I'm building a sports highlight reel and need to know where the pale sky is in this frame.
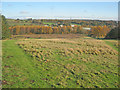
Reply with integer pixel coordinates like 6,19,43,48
1,0,120,2
1,0,119,20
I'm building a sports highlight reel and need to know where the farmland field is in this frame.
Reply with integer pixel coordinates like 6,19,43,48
7,19,55,26
2,34,119,88
7,20,39,26
42,22,55,25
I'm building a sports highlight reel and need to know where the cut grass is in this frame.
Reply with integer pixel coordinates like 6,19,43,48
2,40,51,88
104,40,119,52
42,22,55,25
2,37,119,88
7,22,40,26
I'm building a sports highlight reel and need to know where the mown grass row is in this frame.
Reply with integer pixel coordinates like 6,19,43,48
14,38,119,88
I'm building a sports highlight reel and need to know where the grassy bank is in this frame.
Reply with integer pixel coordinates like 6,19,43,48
2,40,51,88
2,36,119,88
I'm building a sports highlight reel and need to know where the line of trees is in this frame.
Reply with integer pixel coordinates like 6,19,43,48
1,15,111,39
9,25,111,38
15,19,117,28
2,15,11,39
9,25,86,35
89,25,110,38
105,26,120,39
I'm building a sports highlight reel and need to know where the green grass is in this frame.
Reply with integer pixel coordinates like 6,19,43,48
43,22,55,25
70,23,81,26
7,20,55,26
2,40,51,88
2,37,119,88
8,22,41,26
104,40,119,52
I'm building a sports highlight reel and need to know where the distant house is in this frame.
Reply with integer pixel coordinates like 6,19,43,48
71,25,75,27
44,24,48,26
82,27,91,30
60,25,63,27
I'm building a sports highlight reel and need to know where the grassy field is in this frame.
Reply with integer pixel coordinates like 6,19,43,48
2,35,119,88
11,34,85,39
43,22,55,25
7,20,37,26
104,40,119,52
7,19,55,26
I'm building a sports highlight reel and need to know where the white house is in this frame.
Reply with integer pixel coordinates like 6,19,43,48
44,24,48,26
82,27,91,30
60,25,63,27
71,25,75,27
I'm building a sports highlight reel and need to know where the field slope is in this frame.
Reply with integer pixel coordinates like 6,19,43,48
2,40,51,88
2,36,119,88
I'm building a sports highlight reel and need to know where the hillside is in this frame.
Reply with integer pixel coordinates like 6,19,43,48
105,27,120,39
2,35,119,88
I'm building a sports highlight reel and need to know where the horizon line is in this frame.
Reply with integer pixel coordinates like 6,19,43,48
6,17,118,21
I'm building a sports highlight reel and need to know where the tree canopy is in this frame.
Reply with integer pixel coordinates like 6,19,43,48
2,15,11,39
105,27,120,39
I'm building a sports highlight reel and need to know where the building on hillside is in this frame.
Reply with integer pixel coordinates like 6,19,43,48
44,24,48,26
82,27,91,30
60,25,63,27
71,25,75,27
